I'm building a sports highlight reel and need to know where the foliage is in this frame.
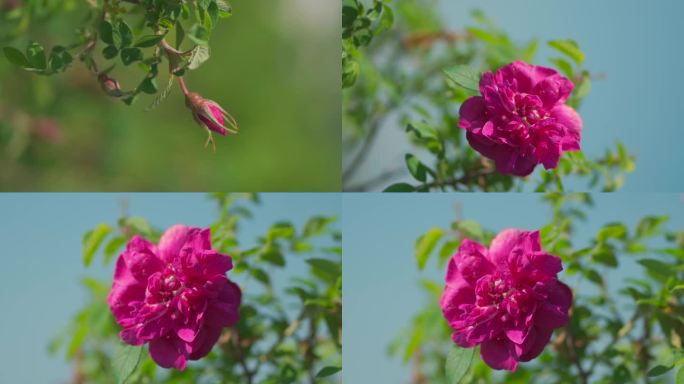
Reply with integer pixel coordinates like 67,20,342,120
0,1,340,191
390,193,684,383
3,0,231,107
342,0,635,192
50,193,342,383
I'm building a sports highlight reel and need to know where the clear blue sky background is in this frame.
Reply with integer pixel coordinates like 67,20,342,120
0,193,340,384
343,193,684,383
354,0,684,191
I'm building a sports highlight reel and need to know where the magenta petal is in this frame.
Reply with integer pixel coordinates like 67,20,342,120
205,280,241,327
459,96,487,130
149,335,187,370
480,338,519,371
518,327,554,362
188,326,223,360
505,325,530,345
120,327,145,346
177,327,197,342
197,251,234,278
488,229,529,265
551,105,583,151
158,225,212,261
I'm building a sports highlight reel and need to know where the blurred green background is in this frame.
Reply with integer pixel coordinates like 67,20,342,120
0,0,341,191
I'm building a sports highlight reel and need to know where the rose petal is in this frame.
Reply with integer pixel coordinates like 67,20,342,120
158,225,211,262
149,335,187,370
480,337,519,371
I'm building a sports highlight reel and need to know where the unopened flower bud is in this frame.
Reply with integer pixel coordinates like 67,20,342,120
98,73,123,98
185,92,238,138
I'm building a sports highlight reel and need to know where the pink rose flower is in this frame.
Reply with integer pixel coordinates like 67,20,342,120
185,92,238,137
459,61,583,176
439,229,572,371
107,225,241,370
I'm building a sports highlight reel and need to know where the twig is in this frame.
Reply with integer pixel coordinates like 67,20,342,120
421,169,495,191
342,115,385,183
565,323,590,384
345,166,404,191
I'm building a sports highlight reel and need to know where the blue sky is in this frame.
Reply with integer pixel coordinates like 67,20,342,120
0,193,340,383
352,0,684,191
343,193,684,383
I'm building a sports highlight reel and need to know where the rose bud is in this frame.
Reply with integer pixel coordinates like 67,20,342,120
98,73,123,98
185,92,239,138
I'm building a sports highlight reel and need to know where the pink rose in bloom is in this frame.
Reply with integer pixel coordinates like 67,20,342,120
459,61,583,176
107,225,241,370
185,92,239,137
439,229,572,371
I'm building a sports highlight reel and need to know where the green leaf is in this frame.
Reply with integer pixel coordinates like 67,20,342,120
597,223,627,243
405,153,429,182
175,21,185,48
104,236,127,265
303,216,335,237
3,47,30,67
250,268,271,286
315,366,341,378
548,39,585,65
438,240,460,266
584,268,603,285
677,366,684,384
416,227,444,270
145,75,175,111
134,35,165,48
118,21,134,48
26,42,46,70
121,48,143,65
217,0,232,17
647,364,673,377
445,346,475,384
100,21,115,45
102,45,119,60
112,343,143,384
636,215,669,238
638,259,674,278
207,1,219,26
406,122,438,140
444,65,481,93
306,258,341,281
188,24,210,45
139,77,158,94
454,220,483,240
187,45,210,70
591,247,618,268
383,183,415,192
260,246,285,266
83,224,111,267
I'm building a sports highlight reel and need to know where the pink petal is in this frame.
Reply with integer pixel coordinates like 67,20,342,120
188,326,223,360
458,96,487,130
488,229,531,266
480,337,519,371
158,225,211,262
205,279,242,328
550,105,583,151
518,327,554,362
149,335,187,371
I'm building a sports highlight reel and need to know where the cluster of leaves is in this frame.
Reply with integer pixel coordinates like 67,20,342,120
2,0,231,108
50,193,342,384
389,193,684,383
342,0,393,88
342,0,635,192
